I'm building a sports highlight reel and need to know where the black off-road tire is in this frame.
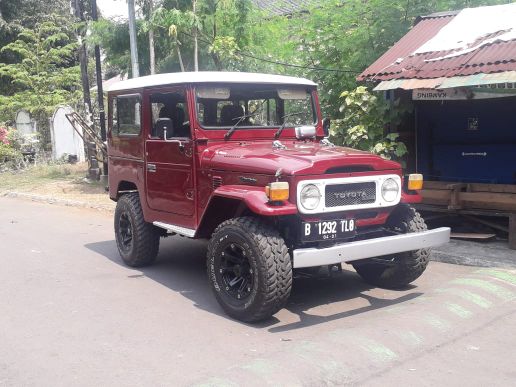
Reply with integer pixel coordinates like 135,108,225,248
353,204,430,289
114,193,160,267
207,217,292,322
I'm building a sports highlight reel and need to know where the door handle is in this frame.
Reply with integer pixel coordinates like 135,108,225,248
147,163,156,172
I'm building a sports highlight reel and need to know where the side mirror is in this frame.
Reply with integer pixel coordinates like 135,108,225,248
322,117,331,137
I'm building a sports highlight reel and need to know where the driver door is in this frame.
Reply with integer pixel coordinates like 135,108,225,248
145,88,194,217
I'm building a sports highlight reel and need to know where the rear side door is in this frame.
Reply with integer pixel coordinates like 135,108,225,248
144,87,195,217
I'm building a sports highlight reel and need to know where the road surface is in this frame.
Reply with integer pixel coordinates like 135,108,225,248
0,197,515,386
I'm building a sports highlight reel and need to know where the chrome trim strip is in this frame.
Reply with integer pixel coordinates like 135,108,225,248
293,227,450,268
153,221,196,237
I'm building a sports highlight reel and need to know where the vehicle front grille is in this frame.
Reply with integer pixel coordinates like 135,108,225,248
325,182,376,207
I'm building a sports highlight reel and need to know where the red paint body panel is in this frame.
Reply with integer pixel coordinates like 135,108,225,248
199,140,399,176
213,185,297,216
401,191,423,204
145,139,195,216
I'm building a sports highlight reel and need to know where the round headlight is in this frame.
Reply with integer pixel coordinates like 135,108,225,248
300,184,321,210
381,178,399,202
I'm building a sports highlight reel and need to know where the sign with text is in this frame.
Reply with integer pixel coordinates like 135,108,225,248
412,87,516,100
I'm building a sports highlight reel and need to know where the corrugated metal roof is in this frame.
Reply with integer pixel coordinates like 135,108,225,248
251,0,318,16
374,71,516,91
358,6,516,84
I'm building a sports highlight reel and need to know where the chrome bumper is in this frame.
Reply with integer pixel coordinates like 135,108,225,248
293,227,450,268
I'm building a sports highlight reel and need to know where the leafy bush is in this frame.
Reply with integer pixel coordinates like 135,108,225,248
330,86,409,161
0,142,24,170
0,126,9,145
5,127,24,150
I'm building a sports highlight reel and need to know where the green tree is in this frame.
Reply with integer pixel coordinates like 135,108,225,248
0,17,81,147
331,86,409,160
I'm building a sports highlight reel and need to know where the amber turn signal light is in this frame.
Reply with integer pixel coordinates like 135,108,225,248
265,182,289,202
408,173,424,190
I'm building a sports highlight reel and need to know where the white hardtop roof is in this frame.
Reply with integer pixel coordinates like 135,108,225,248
107,71,317,92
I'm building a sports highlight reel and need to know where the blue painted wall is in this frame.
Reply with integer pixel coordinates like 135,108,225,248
416,97,516,184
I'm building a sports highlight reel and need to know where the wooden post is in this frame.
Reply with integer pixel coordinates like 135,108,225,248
509,214,516,250
91,0,108,178
447,183,466,210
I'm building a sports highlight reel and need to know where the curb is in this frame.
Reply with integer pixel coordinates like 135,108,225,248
2,191,115,212
430,239,515,269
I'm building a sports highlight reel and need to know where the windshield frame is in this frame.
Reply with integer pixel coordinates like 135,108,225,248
193,83,318,131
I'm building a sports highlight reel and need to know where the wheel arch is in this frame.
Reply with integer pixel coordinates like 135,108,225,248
110,180,139,201
196,196,251,238
197,185,298,238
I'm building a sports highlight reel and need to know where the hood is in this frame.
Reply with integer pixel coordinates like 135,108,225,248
200,140,400,176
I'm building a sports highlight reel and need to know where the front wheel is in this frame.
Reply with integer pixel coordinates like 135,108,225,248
353,204,430,289
207,217,292,322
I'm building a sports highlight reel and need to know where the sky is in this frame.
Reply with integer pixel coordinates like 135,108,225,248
97,0,133,20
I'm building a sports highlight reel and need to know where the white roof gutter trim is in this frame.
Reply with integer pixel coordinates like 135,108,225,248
107,71,317,92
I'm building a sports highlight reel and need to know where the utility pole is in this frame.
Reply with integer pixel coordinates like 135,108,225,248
127,0,140,78
148,0,156,74
91,0,108,179
193,0,198,71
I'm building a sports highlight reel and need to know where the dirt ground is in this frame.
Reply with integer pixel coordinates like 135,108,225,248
0,162,113,210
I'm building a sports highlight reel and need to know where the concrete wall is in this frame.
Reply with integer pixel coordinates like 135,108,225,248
50,106,85,162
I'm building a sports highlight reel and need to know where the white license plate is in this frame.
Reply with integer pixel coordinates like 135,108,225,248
301,219,356,242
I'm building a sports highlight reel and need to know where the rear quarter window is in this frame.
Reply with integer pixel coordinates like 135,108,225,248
113,94,141,136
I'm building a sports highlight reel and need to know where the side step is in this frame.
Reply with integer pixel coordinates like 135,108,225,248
153,221,196,238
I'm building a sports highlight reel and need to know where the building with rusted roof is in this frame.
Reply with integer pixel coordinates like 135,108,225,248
358,3,516,249
251,0,319,16
359,5,516,88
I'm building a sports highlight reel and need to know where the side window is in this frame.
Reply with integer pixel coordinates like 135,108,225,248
111,97,118,130
150,90,190,139
115,94,141,136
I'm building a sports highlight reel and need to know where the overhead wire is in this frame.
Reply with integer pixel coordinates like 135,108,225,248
178,30,361,74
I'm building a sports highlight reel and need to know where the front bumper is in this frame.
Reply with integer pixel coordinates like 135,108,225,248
293,227,450,268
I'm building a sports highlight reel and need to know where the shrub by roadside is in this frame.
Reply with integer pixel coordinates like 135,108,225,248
0,126,25,170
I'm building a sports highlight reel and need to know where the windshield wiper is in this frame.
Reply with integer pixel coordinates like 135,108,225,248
274,111,306,139
224,111,261,140
224,100,268,140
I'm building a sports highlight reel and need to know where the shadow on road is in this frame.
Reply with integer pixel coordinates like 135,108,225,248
270,273,421,332
85,236,423,331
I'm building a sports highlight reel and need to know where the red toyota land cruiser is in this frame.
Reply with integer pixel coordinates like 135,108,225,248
107,72,450,322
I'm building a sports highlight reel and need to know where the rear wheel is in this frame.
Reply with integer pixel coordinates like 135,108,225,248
353,205,430,288
207,217,292,322
114,193,160,267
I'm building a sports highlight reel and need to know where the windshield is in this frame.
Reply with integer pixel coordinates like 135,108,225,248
195,85,316,129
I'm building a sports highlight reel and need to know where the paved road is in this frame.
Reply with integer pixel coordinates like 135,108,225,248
0,197,515,386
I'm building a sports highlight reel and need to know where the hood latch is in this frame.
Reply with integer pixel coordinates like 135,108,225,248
272,140,287,150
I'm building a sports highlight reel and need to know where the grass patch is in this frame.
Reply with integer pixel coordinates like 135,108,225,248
0,162,91,192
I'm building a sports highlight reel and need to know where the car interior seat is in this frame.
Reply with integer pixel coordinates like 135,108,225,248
173,106,190,138
220,104,244,126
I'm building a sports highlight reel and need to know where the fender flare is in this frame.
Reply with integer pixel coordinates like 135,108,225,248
210,185,298,216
